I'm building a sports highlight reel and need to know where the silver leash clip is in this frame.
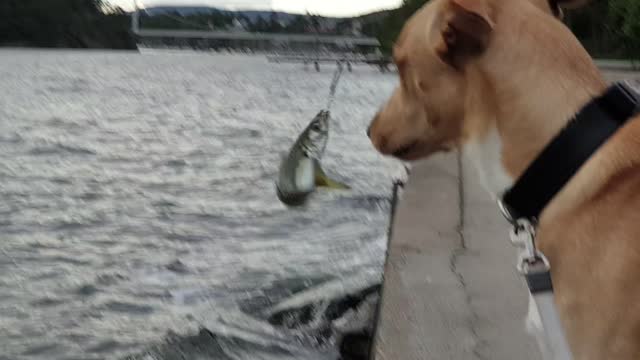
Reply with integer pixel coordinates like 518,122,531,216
509,218,550,276
497,199,551,275
509,219,535,250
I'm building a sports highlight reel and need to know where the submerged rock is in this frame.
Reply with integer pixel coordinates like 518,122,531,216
340,332,373,360
265,283,382,359
124,277,383,360
123,329,230,360
267,284,381,329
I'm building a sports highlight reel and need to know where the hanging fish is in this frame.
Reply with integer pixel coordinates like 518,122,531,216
276,110,349,206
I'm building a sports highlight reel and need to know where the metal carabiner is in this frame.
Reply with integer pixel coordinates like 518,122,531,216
507,218,550,275
509,219,536,249
517,251,551,275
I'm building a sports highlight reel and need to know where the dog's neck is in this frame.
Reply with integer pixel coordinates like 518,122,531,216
463,73,607,200
462,3,607,200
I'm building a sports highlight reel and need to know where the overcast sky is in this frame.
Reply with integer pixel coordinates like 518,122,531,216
107,0,401,17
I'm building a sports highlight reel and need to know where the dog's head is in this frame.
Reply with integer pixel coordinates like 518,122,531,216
368,0,592,161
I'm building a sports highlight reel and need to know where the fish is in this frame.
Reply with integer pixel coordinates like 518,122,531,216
276,110,349,206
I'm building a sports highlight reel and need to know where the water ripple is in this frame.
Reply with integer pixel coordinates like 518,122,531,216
28,143,97,156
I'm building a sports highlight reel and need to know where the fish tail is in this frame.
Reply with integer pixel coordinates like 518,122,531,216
314,161,350,190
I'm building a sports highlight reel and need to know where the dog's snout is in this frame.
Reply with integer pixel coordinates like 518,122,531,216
368,113,391,153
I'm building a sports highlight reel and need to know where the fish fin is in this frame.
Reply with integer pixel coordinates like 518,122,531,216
314,161,350,190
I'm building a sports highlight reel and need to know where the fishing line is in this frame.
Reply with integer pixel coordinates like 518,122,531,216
325,63,345,111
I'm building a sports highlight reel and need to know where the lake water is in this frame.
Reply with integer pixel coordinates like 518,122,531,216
0,49,404,360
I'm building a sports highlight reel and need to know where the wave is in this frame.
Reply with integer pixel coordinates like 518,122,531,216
28,143,97,156
126,271,382,360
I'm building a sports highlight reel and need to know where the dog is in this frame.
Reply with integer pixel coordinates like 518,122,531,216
368,0,640,359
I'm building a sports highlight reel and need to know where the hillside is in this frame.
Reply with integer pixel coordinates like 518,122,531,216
142,6,298,24
138,6,373,36
0,0,136,49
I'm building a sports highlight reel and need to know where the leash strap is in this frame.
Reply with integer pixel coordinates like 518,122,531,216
530,291,573,360
508,219,573,359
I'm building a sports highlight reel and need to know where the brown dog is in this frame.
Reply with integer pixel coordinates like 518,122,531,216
369,0,640,359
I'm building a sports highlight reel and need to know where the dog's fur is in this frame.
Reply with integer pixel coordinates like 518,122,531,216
368,0,640,358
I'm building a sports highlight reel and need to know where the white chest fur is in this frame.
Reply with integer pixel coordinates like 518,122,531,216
463,127,514,199
464,128,551,355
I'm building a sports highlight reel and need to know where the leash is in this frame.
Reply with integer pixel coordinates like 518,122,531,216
500,214,572,360
498,82,640,360
325,63,344,111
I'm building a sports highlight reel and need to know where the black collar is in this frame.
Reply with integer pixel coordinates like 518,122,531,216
501,82,640,223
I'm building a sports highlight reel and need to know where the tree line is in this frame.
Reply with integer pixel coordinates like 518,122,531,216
566,0,640,59
362,0,640,60
140,12,358,36
139,10,237,32
0,0,135,49
1,0,638,58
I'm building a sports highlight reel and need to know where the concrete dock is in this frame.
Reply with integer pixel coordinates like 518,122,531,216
373,153,542,360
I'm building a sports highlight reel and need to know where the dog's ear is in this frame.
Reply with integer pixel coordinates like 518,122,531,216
437,0,494,68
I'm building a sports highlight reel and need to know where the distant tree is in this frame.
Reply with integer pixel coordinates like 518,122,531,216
251,17,270,32
0,0,135,49
371,0,429,53
308,12,321,33
367,0,640,61
140,10,233,31
336,19,354,35
285,15,309,33
608,0,640,61
268,12,284,33
564,0,617,57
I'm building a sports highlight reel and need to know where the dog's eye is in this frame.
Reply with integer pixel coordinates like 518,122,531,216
397,60,407,77
394,54,408,76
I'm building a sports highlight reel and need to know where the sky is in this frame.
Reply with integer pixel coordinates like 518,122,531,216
107,0,402,17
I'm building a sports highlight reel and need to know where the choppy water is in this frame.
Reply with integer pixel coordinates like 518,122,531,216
0,49,404,360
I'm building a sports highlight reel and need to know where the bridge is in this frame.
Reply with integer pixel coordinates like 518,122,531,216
267,54,392,72
130,6,382,54
134,29,381,47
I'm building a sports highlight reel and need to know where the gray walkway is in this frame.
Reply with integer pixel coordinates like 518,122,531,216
373,153,542,360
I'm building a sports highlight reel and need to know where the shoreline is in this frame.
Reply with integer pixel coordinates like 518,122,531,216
0,46,140,52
